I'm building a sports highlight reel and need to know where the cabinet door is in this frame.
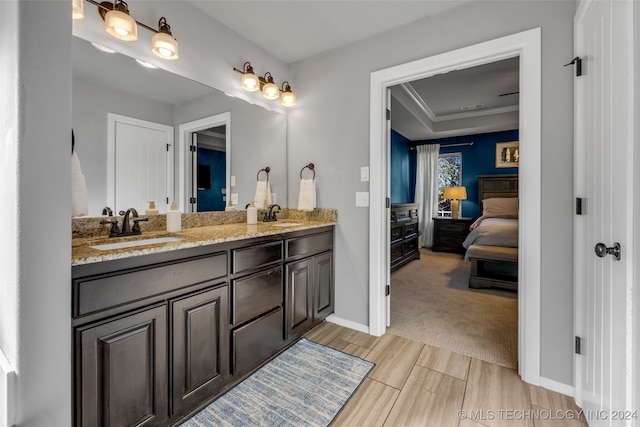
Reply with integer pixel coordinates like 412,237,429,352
75,305,168,427
171,285,229,417
313,252,334,322
285,258,313,339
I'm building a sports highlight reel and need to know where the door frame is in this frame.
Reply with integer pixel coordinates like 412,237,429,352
369,28,542,385
107,113,174,212
177,112,231,213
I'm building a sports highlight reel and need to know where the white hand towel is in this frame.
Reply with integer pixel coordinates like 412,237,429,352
254,180,272,209
298,178,316,211
71,151,89,217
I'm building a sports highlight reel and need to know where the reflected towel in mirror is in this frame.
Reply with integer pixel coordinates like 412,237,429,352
254,180,272,209
298,178,316,211
71,151,88,217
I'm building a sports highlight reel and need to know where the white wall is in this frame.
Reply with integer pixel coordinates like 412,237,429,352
0,1,72,425
73,78,174,216
287,0,576,386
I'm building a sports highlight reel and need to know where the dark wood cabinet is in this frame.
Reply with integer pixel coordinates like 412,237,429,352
390,204,420,271
285,230,335,340
75,304,168,427
72,226,334,426
432,217,473,254
171,286,229,417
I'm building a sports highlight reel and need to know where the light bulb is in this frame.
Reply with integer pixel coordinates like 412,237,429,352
262,82,279,100
151,31,179,60
104,9,137,41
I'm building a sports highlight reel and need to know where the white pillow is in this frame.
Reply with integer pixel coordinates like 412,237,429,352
483,197,518,217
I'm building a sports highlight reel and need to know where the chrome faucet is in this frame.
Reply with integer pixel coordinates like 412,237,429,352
263,204,281,222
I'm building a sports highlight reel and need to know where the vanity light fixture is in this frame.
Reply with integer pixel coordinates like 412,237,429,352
72,0,85,19
233,62,297,107
74,0,179,60
280,82,296,107
261,72,279,100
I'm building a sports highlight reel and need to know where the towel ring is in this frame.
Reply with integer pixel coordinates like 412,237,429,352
300,163,315,179
257,166,270,181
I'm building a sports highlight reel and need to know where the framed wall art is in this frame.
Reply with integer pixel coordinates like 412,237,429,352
496,141,519,168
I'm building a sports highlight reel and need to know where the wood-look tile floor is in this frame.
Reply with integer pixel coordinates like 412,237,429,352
304,322,587,427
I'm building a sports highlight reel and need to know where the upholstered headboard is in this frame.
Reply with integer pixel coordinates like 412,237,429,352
477,174,519,214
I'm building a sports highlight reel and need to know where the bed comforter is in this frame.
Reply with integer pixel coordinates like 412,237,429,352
462,217,518,250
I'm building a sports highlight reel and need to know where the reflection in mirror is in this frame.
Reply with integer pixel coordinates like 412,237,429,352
72,36,287,216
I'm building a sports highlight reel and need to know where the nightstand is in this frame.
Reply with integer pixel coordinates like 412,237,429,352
432,217,474,254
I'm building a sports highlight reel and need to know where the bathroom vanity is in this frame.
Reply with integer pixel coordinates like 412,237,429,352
71,222,334,426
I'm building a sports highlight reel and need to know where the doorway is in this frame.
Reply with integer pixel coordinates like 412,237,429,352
369,28,542,384
177,112,231,213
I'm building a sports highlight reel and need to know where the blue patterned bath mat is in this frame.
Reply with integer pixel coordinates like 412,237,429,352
181,338,374,426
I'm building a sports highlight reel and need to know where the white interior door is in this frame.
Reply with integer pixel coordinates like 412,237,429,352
574,0,635,423
108,114,173,214
385,88,392,327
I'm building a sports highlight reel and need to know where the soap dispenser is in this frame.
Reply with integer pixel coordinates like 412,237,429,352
166,201,182,232
246,201,257,225
145,201,159,215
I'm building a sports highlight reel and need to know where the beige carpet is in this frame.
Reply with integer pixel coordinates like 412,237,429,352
387,248,518,369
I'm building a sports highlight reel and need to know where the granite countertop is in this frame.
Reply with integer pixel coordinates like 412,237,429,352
72,220,336,266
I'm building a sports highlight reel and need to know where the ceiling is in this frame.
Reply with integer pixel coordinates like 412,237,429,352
187,1,473,64
185,0,519,141
390,57,520,141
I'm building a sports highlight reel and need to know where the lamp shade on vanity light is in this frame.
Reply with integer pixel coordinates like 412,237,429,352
104,8,138,41
261,73,280,100
280,82,296,107
444,186,467,219
240,63,261,92
72,0,84,20
151,17,179,60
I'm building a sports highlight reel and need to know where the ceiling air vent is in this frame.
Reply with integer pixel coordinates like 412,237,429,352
460,104,484,111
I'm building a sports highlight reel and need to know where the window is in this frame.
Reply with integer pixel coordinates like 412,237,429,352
438,153,462,216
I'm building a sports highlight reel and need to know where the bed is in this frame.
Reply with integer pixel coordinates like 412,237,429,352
463,174,519,291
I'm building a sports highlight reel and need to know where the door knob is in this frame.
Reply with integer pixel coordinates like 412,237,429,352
594,242,621,260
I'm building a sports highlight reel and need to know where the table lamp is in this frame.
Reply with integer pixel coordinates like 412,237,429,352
444,186,467,219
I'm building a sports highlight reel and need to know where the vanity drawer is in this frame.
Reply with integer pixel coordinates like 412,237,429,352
286,231,333,260
232,307,284,375
231,266,282,325
74,252,227,318
232,241,283,274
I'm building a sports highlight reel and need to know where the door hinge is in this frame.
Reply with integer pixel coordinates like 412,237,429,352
575,198,583,215
385,284,390,296
166,143,172,152
166,197,169,204
189,145,196,152
575,336,582,355
386,197,390,208
189,197,196,204
565,56,582,77
386,109,391,120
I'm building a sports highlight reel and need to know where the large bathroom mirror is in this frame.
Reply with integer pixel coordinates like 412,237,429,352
72,36,287,216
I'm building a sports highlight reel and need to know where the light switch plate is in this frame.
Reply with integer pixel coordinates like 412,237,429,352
355,192,369,207
360,166,370,182
231,193,238,204
230,176,236,187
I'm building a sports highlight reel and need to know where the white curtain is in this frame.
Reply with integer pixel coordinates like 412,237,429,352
414,144,440,247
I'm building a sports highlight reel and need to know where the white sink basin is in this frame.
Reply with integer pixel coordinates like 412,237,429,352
90,237,184,251
270,222,302,227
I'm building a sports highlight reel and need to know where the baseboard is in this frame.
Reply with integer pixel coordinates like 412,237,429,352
0,348,15,427
539,376,574,398
325,315,370,334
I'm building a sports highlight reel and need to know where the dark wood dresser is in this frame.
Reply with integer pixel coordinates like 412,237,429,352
390,204,420,271
432,217,474,254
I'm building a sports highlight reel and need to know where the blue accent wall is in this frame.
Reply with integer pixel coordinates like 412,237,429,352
197,147,226,212
390,129,519,220
390,130,416,203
